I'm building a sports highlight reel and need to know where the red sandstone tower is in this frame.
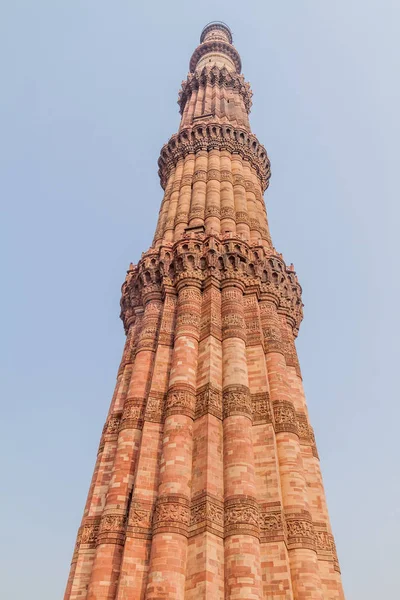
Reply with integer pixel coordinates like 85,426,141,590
65,22,345,600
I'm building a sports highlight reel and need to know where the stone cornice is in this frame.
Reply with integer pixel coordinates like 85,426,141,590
120,234,303,336
190,40,242,73
158,123,270,191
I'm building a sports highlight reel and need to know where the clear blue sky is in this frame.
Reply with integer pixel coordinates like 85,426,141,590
1,1,399,598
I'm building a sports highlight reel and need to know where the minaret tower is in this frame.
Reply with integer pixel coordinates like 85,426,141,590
65,22,345,600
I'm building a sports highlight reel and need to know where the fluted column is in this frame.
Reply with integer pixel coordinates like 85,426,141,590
116,291,177,599
281,319,345,600
244,293,294,599
189,151,208,228
243,161,261,244
252,172,272,249
154,171,175,247
87,292,162,600
186,278,224,599
231,155,250,240
174,154,195,240
221,281,262,600
205,149,221,236
164,160,184,243
145,280,202,600
65,324,137,600
261,297,323,600
220,150,236,235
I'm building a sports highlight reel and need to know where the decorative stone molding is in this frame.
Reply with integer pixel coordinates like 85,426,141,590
200,22,233,44
195,383,223,420
127,501,154,540
252,392,272,425
273,400,298,435
314,522,334,561
190,493,224,538
153,495,191,537
223,385,252,420
165,384,196,419
73,516,101,559
121,235,303,338
102,412,122,436
259,503,285,543
190,40,242,73
224,496,259,537
331,536,341,573
97,513,127,546
310,426,320,460
144,391,166,423
285,511,316,551
120,398,145,431
158,124,270,191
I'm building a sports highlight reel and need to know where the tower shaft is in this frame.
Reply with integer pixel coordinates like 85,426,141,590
65,22,344,600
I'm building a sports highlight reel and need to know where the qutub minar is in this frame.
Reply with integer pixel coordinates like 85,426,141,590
65,22,345,600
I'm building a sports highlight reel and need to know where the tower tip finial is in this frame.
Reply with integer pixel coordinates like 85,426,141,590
200,21,233,44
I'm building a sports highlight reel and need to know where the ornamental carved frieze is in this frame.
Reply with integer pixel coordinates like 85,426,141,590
165,384,196,419
190,493,224,538
195,383,223,420
309,425,320,460
252,392,272,425
259,504,285,543
313,522,334,562
297,412,319,455
224,496,260,537
153,495,191,537
178,65,253,115
189,40,242,73
144,391,166,423
120,398,145,431
127,501,154,540
273,400,298,435
285,511,316,551
73,516,101,559
331,536,341,573
102,412,122,436
98,513,127,546
223,385,252,420
158,124,270,191
120,235,303,338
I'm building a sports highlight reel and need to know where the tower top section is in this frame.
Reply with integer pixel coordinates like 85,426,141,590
200,22,233,44
190,22,241,73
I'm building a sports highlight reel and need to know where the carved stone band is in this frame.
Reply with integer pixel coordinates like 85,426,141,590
144,392,166,424
224,496,259,538
223,385,252,420
97,513,127,546
158,124,270,191
190,493,224,538
102,412,122,436
127,500,154,540
273,400,298,435
259,503,285,543
285,511,316,551
153,495,191,537
165,384,196,419
120,398,145,431
73,516,101,559
252,392,272,425
195,383,223,420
